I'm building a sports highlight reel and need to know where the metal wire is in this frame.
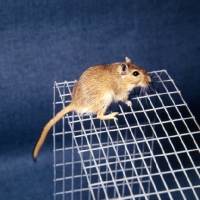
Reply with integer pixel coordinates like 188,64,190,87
53,70,200,200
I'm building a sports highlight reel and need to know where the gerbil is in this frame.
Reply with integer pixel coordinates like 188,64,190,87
33,57,151,161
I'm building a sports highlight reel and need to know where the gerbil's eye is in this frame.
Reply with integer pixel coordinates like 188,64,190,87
133,71,140,76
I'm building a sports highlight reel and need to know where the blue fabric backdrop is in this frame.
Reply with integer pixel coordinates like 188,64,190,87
0,0,200,199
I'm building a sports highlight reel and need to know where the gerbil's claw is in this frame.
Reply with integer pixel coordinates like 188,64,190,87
113,117,118,121
110,112,119,119
125,100,132,107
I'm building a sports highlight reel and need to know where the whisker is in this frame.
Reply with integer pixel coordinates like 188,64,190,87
150,75,158,79
142,87,149,109
142,87,145,94
139,87,142,97
138,87,144,98
144,86,148,95
150,81,157,84
145,96,148,108
146,85,150,94
142,88,145,96
148,82,157,93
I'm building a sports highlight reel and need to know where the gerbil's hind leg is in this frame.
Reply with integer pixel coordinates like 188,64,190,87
97,112,119,121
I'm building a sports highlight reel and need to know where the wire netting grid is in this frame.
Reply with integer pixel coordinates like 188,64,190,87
53,70,200,200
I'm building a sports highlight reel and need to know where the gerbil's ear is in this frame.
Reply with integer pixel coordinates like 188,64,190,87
121,63,129,75
125,57,131,64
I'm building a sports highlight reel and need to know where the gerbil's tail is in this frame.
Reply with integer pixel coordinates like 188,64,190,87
32,104,74,162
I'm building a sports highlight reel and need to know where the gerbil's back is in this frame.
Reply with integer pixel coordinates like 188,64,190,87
71,65,115,104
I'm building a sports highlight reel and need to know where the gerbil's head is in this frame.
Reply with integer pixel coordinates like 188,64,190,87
117,57,151,88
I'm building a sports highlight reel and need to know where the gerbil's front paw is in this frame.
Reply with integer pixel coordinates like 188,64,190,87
125,100,132,107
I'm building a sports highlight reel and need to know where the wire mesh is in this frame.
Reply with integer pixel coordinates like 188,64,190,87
53,70,200,200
